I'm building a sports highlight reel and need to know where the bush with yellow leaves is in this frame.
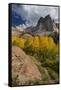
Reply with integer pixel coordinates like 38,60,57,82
32,36,39,48
12,36,25,49
12,35,58,56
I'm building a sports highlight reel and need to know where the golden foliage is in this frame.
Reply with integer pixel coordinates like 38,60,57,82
12,36,25,49
25,37,33,47
39,36,58,53
39,36,49,49
32,36,40,48
12,35,58,53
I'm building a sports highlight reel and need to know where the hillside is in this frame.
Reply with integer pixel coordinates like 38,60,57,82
12,46,41,86
12,45,59,86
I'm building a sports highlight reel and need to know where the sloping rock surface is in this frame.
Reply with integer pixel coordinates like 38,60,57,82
12,46,41,86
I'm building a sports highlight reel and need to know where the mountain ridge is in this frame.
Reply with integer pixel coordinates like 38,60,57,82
24,15,59,35
12,15,59,37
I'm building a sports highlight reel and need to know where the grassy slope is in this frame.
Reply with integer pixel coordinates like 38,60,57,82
30,56,59,84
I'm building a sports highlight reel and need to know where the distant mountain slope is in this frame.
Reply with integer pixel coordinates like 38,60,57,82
12,27,24,37
12,15,59,43
25,15,59,35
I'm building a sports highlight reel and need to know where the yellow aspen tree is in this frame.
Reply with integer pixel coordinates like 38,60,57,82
39,36,49,49
48,37,56,50
32,36,40,49
12,36,25,49
25,37,33,47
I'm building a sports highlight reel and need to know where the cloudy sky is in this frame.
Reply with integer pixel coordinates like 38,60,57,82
11,4,59,28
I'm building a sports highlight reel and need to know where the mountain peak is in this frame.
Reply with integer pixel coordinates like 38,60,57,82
45,14,51,19
37,17,44,27
36,15,53,31
24,15,58,35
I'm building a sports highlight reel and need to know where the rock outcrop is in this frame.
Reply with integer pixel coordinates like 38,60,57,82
12,46,41,86
25,15,59,35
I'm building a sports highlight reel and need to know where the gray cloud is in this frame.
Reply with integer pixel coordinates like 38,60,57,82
12,4,59,27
